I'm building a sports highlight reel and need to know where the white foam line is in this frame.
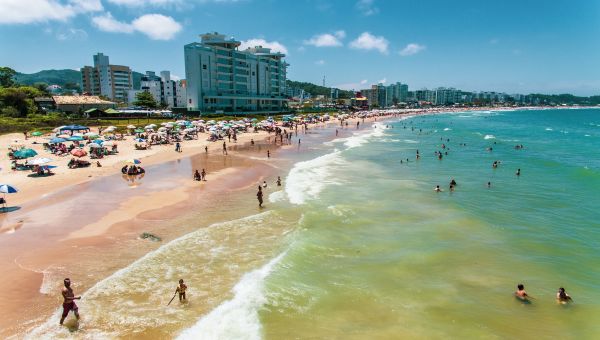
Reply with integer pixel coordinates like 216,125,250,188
176,251,287,340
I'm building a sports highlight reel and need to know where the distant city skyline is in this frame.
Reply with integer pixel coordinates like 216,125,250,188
1,0,599,95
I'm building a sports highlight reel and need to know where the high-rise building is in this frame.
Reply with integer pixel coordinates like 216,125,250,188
384,82,409,106
128,71,187,108
81,53,132,102
184,32,289,113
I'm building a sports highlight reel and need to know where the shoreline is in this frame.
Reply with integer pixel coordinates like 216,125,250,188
0,106,582,337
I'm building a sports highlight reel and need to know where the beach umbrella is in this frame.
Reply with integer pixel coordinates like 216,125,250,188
134,129,145,133
53,126,66,133
93,139,104,145
31,131,43,136
0,184,18,194
134,138,146,142
127,125,136,129
68,136,84,142
88,143,102,149
84,132,99,137
102,141,115,147
125,159,141,165
13,148,37,158
71,149,87,158
50,137,66,144
73,133,84,137
27,157,52,165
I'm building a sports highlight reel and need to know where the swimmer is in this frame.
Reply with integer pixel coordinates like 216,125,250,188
516,168,521,176
515,284,533,302
556,287,573,304
450,179,457,186
434,185,443,192
487,181,491,188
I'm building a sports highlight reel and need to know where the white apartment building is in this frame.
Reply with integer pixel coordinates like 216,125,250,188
127,71,187,108
184,32,288,113
81,53,132,102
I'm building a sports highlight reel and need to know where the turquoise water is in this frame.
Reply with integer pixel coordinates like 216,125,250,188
251,108,600,338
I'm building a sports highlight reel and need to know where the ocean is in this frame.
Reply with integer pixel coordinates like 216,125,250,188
28,108,600,339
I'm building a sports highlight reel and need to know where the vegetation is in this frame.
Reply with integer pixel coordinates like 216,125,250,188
133,90,158,108
286,80,354,99
527,93,600,106
0,67,17,87
14,69,81,89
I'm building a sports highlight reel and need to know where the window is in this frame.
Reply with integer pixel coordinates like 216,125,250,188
252,71,255,76
204,99,208,104
202,64,207,70
189,99,192,104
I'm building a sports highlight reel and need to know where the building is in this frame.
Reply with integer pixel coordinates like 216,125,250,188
52,95,116,114
434,87,460,105
127,71,186,108
81,53,133,102
184,32,288,113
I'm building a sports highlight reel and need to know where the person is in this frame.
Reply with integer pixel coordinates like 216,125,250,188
267,150,270,158
449,184,455,192
434,185,442,192
60,278,81,325
262,180,268,189
450,179,457,187
23,131,28,140
556,287,573,304
205,146,208,153
96,161,102,167
487,181,491,188
201,168,206,181
121,165,128,174
336,129,339,136
492,161,498,169
194,170,201,181
516,168,521,176
222,142,227,155
257,187,263,207
356,121,360,129
175,279,187,302
175,142,181,153
276,176,282,186
515,284,532,302
251,139,255,146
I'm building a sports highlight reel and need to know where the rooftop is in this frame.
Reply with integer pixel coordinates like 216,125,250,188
53,95,115,105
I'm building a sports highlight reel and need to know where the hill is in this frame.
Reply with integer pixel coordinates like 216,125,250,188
286,80,354,99
14,69,144,90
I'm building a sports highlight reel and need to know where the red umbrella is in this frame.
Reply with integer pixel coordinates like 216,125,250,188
71,149,88,158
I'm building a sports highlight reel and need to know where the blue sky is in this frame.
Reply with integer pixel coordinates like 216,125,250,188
1,0,599,95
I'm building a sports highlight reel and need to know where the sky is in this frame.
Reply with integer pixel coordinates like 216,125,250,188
1,0,599,95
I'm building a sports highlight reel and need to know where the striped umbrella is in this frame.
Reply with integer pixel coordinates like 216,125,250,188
0,184,18,194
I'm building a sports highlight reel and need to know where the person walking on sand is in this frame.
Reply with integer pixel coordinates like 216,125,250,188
357,121,360,129
60,278,81,325
257,187,264,207
336,129,339,136
201,169,206,181
222,142,228,155
176,279,187,302
267,150,270,158
277,176,282,186
175,142,181,153
205,146,208,153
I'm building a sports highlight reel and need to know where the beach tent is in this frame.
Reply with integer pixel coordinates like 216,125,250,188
49,137,66,144
60,125,90,132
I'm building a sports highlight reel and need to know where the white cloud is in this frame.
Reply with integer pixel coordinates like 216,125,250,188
315,60,325,65
0,0,102,24
378,77,387,84
132,14,182,40
349,32,389,54
360,79,368,84
106,0,240,7
239,38,288,55
356,0,378,16
92,12,134,33
92,12,182,40
56,28,88,41
399,43,426,56
304,30,345,47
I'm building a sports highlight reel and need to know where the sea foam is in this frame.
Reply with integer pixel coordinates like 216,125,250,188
176,252,286,340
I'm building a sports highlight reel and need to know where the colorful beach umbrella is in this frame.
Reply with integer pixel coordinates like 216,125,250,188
127,125,136,129
134,129,145,133
125,159,141,165
13,148,37,159
31,131,43,136
68,136,84,142
0,184,18,194
71,149,87,158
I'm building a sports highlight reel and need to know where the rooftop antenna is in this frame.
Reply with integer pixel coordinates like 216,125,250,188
323,75,326,87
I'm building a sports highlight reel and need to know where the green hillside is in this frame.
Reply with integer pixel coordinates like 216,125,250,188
14,69,144,90
286,80,354,99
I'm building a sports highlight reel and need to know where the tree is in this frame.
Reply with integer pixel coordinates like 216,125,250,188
0,86,43,117
134,90,157,108
0,67,17,88
33,82,50,95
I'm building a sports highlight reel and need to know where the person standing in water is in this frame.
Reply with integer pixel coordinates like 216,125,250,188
515,284,533,302
175,279,187,302
556,287,573,304
276,176,282,186
267,150,270,158
201,168,206,181
60,278,81,325
222,142,228,155
257,187,264,207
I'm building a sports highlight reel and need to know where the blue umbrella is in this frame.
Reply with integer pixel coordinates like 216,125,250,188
49,137,66,144
68,136,84,142
135,138,146,142
13,148,38,159
0,184,18,194
93,139,104,145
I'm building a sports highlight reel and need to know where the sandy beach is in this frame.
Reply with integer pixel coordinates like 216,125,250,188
0,106,555,337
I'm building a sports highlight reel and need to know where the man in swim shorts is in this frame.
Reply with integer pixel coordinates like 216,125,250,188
60,278,81,325
176,279,187,302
